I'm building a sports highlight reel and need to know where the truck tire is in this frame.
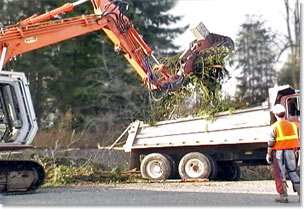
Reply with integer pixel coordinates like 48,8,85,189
163,154,177,179
140,153,173,180
218,164,241,181
225,165,241,181
178,152,211,179
207,156,218,180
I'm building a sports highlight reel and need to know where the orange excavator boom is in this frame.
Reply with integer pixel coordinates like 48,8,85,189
0,0,234,91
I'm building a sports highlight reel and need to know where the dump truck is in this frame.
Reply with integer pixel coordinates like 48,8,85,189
115,85,300,180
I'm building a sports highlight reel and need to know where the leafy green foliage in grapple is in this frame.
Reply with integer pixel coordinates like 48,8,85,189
150,46,233,121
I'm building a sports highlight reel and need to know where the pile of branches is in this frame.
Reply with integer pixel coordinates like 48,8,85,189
150,46,233,121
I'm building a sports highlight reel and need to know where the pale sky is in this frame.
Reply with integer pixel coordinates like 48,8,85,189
171,0,290,50
169,0,301,96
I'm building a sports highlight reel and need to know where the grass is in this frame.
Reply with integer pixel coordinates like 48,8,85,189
8,147,273,187
31,152,135,186
33,153,272,186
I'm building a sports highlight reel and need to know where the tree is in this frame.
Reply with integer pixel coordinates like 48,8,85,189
0,0,62,124
235,16,277,106
277,0,300,89
126,0,187,53
44,0,187,128
1,0,186,122
1,0,187,147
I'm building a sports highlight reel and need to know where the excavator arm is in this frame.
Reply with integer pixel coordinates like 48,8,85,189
0,0,170,90
0,0,234,91
0,0,107,68
89,0,234,91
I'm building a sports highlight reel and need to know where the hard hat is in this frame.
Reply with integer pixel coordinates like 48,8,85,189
273,104,285,115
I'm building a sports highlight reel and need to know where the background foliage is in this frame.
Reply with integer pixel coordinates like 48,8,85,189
0,0,187,148
0,0,300,148
234,16,277,106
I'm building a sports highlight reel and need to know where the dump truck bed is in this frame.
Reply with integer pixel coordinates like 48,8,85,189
124,104,272,152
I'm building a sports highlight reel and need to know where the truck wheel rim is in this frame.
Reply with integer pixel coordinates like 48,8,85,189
185,159,204,178
146,160,162,179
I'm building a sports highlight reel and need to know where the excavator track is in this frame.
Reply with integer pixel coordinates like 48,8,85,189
0,160,45,194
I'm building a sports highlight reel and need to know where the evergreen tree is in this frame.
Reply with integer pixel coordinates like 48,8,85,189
235,16,277,106
0,0,62,124
0,0,187,143
126,0,187,53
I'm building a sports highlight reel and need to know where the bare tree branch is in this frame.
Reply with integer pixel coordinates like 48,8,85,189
284,0,293,48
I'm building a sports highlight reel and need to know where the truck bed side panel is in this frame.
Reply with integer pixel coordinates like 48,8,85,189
125,105,272,151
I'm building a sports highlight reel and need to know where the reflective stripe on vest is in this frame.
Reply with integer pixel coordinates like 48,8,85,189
273,120,300,150
276,122,298,141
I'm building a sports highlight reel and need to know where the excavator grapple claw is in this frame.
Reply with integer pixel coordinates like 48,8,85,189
179,22,234,74
148,22,234,91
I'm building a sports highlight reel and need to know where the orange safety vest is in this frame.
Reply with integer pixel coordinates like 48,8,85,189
272,120,300,150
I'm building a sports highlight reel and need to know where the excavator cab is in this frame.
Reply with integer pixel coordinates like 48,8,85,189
0,71,38,146
0,72,44,194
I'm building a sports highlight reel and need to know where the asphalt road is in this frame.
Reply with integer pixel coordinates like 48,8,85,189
1,182,300,206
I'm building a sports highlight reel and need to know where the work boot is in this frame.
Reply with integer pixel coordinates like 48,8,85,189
275,194,288,203
294,182,300,202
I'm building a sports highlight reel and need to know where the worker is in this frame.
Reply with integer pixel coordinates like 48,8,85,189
266,104,300,203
